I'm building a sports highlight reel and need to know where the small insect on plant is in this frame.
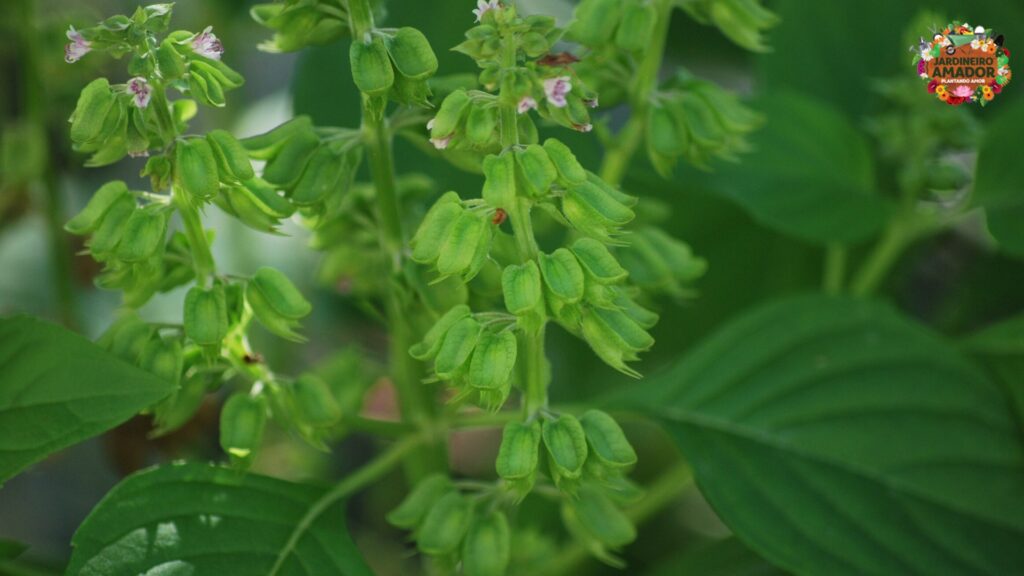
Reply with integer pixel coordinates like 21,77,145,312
1,1,1022,575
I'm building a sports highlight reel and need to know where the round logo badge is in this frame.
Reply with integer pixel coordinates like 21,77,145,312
914,21,1011,106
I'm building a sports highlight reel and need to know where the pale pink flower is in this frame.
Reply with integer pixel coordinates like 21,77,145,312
192,26,224,60
127,77,153,109
543,76,572,108
585,97,599,108
473,0,500,22
517,96,538,114
952,85,973,98
65,26,92,63
430,136,451,150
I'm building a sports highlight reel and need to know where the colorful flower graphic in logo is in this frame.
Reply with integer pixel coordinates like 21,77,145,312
912,21,1011,107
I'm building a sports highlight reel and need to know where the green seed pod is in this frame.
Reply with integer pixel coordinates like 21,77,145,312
571,485,636,548
387,474,452,529
539,249,585,304
594,307,653,352
174,138,220,201
350,36,394,96
676,92,725,150
142,155,173,192
571,238,627,284
88,195,136,259
614,294,659,330
293,373,341,427
417,492,472,556
585,171,638,207
463,222,494,283
219,393,267,467
462,510,511,576
568,181,635,226
434,316,482,379
496,420,541,483
580,308,639,378
468,330,517,391
501,261,542,315
139,336,183,386
431,90,471,139
615,1,657,52
242,116,314,160
70,78,116,146
412,192,464,264
191,57,244,90
152,369,210,437
102,313,154,364
580,410,636,468
261,128,320,188
250,267,312,319
215,186,281,234
542,414,588,480
189,65,226,107
514,144,557,197
482,152,516,209
542,138,587,185
648,102,688,160
386,27,438,81
409,304,472,361
291,146,345,206
184,285,228,347
246,281,307,343
125,108,150,158
569,0,622,45
466,105,498,146
390,72,433,107
520,30,550,58
115,205,169,263
206,129,255,183
156,38,186,79
437,211,488,278
240,178,295,218
65,180,131,235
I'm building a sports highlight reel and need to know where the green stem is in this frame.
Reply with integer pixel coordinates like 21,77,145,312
173,189,215,288
823,243,847,295
267,433,425,576
542,463,695,575
348,0,445,479
850,222,912,297
496,27,547,419
598,0,673,186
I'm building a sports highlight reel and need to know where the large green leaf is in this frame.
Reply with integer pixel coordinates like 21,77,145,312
67,462,373,576
961,312,1024,430
0,538,27,562
648,538,786,576
0,315,175,485
973,97,1024,257
709,91,890,244
636,295,1024,575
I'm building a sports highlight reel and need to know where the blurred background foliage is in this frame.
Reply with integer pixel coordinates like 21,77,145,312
1,0,1023,574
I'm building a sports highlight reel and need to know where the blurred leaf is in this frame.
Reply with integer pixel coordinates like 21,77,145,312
0,538,27,562
635,295,1024,575
973,98,1024,257
0,315,175,485
961,312,1024,429
647,537,786,576
709,91,889,244
67,462,372,576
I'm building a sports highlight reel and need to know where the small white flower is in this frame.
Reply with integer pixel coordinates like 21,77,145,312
64,26,92,63
919,73,929,79
427,118,436,131
585,97,598,109
430,136,451,150
127,77,153,109
920,50,933,62
472,0,500,22
971,39,981,50
543,76,572,108
192,26,224,60
128,150,151,159
574,123,593,133
517,96,538,114
999,66,1009,76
